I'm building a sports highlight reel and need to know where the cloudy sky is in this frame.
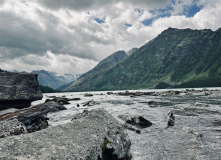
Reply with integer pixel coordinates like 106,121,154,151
0,0,220,74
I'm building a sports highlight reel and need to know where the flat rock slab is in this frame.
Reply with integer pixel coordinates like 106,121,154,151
0,108,131,160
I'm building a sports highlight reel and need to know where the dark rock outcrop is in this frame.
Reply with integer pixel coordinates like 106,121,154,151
119,115,152,128
45,96,81,105
0,101,66,134
82,99,100,106
0,72,43,110
166,111,175,128
0,108,131,160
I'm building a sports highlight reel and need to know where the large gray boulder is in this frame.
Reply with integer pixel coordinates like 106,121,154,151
0,72,42,110
0,108,131,160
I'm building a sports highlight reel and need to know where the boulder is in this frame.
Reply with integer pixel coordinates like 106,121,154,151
45,97,81,105
118,115,152,128
82,99,100,106
0,119,28,138
0,101,66,133
45,97,70,105
84,93,93,97
166,111,175,128
0,72,42,110
0,108,131,160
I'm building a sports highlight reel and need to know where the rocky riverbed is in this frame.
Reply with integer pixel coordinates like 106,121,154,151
1,88,221,159
30,88,221,160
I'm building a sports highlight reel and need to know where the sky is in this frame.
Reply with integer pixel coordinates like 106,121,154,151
0,0,220,75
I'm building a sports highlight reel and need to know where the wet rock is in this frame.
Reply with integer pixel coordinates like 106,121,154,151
166,111,175,128
82,99,100,106
45,97,71,105
0,119,28,138
118,115,152,128
0,109,131,160
138,101,156,105
107,92,113,95
0,101,66,133
174,91,180,95
0,72,42,110
123,123,141,134
118,91,131,96
194,102,209,107
71,97,81,100
40,101,67,112
148,101,156,105
84,93,93,97
45,97,80,105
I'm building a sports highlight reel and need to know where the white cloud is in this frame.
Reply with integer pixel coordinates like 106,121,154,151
1,51,97,74
0,0,220,75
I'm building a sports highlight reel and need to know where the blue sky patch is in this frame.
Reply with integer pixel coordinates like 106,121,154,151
125,23,132,27
142,18,155,26
185,4,202,17
94,18,105,24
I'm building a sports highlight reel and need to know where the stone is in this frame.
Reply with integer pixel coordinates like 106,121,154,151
107,92,113,95
0,119,28,138
45,97,81,105
166,111,175,128
82,99,100,106
0,101,66,133
0,108,131,160
0,72,42,110
123,123,141,134
84,93,94,97
45,97,71,105
118,115,152,128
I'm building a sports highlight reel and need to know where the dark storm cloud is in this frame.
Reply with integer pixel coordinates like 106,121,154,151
37,0,171,10
0,0,5,4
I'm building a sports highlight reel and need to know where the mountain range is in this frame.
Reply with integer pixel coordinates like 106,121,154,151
31,70,81,89
63,27,221,92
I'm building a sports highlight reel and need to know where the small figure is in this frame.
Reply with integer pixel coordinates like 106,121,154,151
166,110,175,129
77,103,80,107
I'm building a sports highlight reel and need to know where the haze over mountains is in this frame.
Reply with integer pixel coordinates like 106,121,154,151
31,70,81,89
64,27,221,92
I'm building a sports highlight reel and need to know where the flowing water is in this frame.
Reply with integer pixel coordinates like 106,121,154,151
32,88,221,160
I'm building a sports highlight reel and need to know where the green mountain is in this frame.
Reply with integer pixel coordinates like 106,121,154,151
64,50,128,91
65,27,221,91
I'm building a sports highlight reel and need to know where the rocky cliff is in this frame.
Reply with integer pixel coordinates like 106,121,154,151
0,72,42,110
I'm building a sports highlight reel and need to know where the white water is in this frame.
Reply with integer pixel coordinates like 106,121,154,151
32,88,221,160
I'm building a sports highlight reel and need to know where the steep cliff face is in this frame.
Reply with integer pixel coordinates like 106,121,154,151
64,27,221,91
0,72,42,109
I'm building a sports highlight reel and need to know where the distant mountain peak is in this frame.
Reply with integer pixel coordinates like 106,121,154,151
31,70,81,89
126,48,138,56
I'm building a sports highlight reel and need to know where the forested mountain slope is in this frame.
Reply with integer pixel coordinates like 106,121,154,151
65,27,221,91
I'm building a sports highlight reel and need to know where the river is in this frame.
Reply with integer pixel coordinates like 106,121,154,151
32,88,221,160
